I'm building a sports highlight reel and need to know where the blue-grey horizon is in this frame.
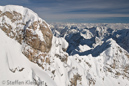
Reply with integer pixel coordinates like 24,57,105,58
0,0,129,23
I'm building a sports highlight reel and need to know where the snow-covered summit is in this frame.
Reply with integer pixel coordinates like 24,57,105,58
0,5,53,63
0,5,41,22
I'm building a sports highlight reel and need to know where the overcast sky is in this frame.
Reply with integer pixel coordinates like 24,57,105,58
0,0,129,23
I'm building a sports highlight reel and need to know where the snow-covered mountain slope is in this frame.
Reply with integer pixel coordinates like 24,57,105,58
1,5,129,86
0,29,56,86
0,5,53,67
50,23,129,86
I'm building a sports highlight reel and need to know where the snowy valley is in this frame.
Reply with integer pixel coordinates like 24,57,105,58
0,5,129,86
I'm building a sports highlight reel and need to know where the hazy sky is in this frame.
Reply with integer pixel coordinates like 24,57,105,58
0,0,129,23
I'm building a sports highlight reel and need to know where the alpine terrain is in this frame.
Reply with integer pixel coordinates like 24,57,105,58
0,5,129,86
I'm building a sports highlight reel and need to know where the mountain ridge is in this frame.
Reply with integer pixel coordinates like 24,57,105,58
0,5,129,86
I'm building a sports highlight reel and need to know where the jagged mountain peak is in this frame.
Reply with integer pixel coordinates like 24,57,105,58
50,23,129,86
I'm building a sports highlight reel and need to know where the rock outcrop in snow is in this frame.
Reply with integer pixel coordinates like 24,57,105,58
0,5,53,63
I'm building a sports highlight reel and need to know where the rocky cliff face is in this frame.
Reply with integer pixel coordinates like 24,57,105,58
0,5,53,64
